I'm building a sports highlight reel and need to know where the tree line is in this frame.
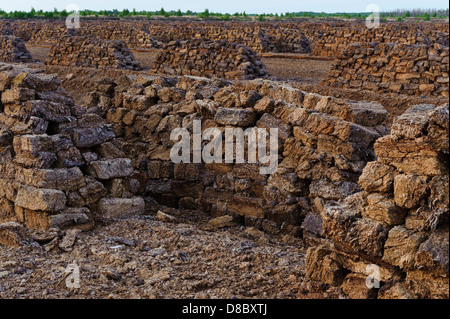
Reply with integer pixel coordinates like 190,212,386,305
0,7,448,21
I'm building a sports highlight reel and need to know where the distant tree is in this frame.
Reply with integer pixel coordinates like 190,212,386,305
59,9,68,18
176,9,183,16
44,11,54,18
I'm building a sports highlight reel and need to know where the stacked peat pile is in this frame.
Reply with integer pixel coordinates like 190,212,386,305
304,103,449,299
321,42,449,97
0,63,145,235
82,73,387,237
82,22,161,49
0,35,32,63
45,36,140,70
302,22,450,57
266,28,312,53
27,22,68,46
151,39,268,80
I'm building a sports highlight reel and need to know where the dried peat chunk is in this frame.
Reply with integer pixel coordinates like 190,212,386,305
15,186,66,212
228,194,265,218
322,203,388,257
0,87,35,104
171,181,204,198
341,101,388,127
378,283,418,299
49,207,90,229
267,167,308,197
305,245,347,286
405,269,450,299
236,90,262,108
382,226,426,269
390,104,436,141
0,222,34,247
350,218,389,257
12,72,61,91
393,174,429,209
253,96,275,113
364,194,406,226
88,158,134,180
98,197,145,219
427,105,449,154
374,136,447,176
414,230,449,274
123,94,155,111
270,84,304,105
429,175,449,210
302,212,324,237
256,113,292,140
214,107,256,127
78,177,107,206
208,215,234,229
0,197,15,221
15,167,85,192
358,161,396,193
309,179,360,200
341,273,377,299
25,100,72,123
312,96,388,127
157,87,186,103
13,134,53,155
72,124,115,148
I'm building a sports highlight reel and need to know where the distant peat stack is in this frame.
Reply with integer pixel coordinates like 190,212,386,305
152,39,268,80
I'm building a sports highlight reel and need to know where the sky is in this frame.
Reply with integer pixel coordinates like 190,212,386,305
1,0,449,14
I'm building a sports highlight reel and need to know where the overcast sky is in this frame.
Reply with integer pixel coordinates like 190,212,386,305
1,0,449,14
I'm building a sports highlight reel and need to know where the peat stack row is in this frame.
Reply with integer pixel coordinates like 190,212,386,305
83,73,387,237
304,103,449,299
0,63,146,236
152,39,268,80
321,42,449,97
0,35,32,63
45,36,140,70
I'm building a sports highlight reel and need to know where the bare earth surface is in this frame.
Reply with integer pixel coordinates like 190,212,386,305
0,210,342,299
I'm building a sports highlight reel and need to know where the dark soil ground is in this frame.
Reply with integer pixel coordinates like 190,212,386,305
0,209,343,299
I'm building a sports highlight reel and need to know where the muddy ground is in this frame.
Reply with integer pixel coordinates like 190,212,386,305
0,208,343,299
